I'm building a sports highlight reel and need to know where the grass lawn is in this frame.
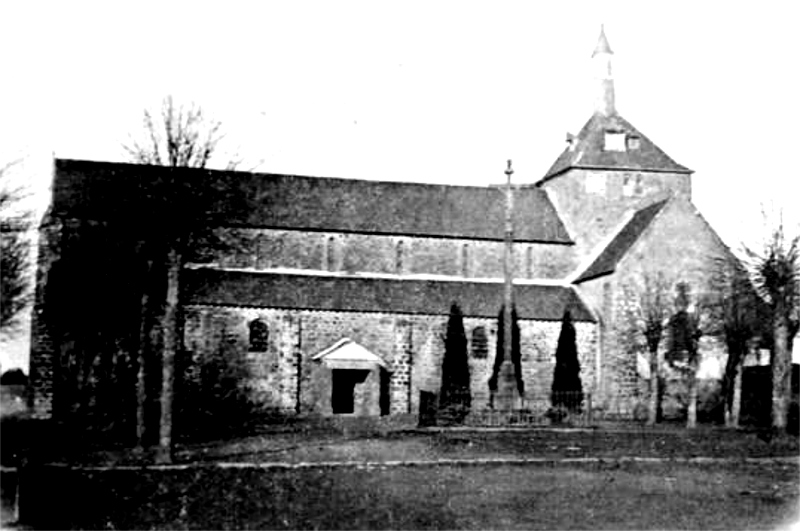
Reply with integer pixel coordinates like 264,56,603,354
6,422,800,529
21,461,799,530
161,425,800,466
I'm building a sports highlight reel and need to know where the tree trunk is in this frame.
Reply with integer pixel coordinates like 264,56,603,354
156,246,181,464
134,260,153,450
772,310,790,431
647,347,659,425
721,341,745,426
731,363,742,428
686,361,698,428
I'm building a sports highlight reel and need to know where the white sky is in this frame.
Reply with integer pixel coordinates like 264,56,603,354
1,1,799,370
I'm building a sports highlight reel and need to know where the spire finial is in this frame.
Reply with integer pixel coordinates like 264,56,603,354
593,24,613,57
592,24,616,115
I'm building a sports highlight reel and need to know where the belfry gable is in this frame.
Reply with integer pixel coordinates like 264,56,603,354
539,112,692,184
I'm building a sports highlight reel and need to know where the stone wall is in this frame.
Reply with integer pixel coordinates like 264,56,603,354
539,168,691,256
182,305,599,418
575,198,736,415
207,228,576,280
27,215,66,418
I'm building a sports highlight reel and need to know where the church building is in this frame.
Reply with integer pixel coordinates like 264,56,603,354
28,28,735,427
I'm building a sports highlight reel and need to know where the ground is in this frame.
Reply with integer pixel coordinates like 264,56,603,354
10,460,799,530
3,424,799,530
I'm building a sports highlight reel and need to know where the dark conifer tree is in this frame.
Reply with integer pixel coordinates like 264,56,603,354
551,309,583,412
488,305,524,397
439,303,471,423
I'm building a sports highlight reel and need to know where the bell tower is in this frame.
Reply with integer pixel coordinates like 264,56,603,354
537,25,694,256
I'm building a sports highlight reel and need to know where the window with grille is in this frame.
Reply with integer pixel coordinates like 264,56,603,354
471,327,489,359
248,319,269,352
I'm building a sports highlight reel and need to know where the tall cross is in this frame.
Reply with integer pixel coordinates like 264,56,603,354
503,160,515,408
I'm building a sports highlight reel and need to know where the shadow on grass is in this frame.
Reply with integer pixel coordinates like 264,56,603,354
16,461,800,530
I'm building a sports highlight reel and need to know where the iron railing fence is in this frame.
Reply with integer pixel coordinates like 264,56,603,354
428,390,652,427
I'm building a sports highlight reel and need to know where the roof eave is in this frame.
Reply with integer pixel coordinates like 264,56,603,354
573,270,613,284
540,163,694,185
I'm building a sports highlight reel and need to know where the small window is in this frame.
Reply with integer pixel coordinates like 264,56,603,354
634,174,644,195
604,131,626,152
627,135,641,150
461,244,469,277
471,327,489,359
248,319,269,352
623,174,635,197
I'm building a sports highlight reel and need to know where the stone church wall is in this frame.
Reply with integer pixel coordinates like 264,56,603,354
576,198,734,416
182,305,599,419
27,217,65,418
207,228,576,280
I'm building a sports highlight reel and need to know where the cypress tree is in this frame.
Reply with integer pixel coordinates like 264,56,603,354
488,305,524,397
439,303,471,424
551,309,583,412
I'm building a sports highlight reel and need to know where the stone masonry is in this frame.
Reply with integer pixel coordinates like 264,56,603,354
182,305,598,417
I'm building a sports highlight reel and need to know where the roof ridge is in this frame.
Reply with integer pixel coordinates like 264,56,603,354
54,157,525,193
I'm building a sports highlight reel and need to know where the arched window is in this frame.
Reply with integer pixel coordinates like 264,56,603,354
248,319,269,352
395,240,405,274
326,236,336,272
471,327,489,359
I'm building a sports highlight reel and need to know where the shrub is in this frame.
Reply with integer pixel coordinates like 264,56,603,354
439,303,471,424
551,310,583,412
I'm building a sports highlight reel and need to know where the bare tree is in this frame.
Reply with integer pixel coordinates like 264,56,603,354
124,96,239,170
706,257,762,427
623,272,672,425
124,96,241,463
0,160,33,337
744,215,800,432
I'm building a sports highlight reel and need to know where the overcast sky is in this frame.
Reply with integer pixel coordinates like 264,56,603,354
1,1,799,370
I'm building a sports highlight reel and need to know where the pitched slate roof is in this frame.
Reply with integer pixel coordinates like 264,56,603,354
52,159,572,243
184,268,595,322
573,199,669,283
539,113,692,183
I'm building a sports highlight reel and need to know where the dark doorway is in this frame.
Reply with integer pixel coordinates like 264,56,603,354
380,369,390,416
332,369,369,414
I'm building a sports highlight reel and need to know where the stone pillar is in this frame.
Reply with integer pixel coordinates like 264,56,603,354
279,313,302,414
391,319,413,415
28,214,64,419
